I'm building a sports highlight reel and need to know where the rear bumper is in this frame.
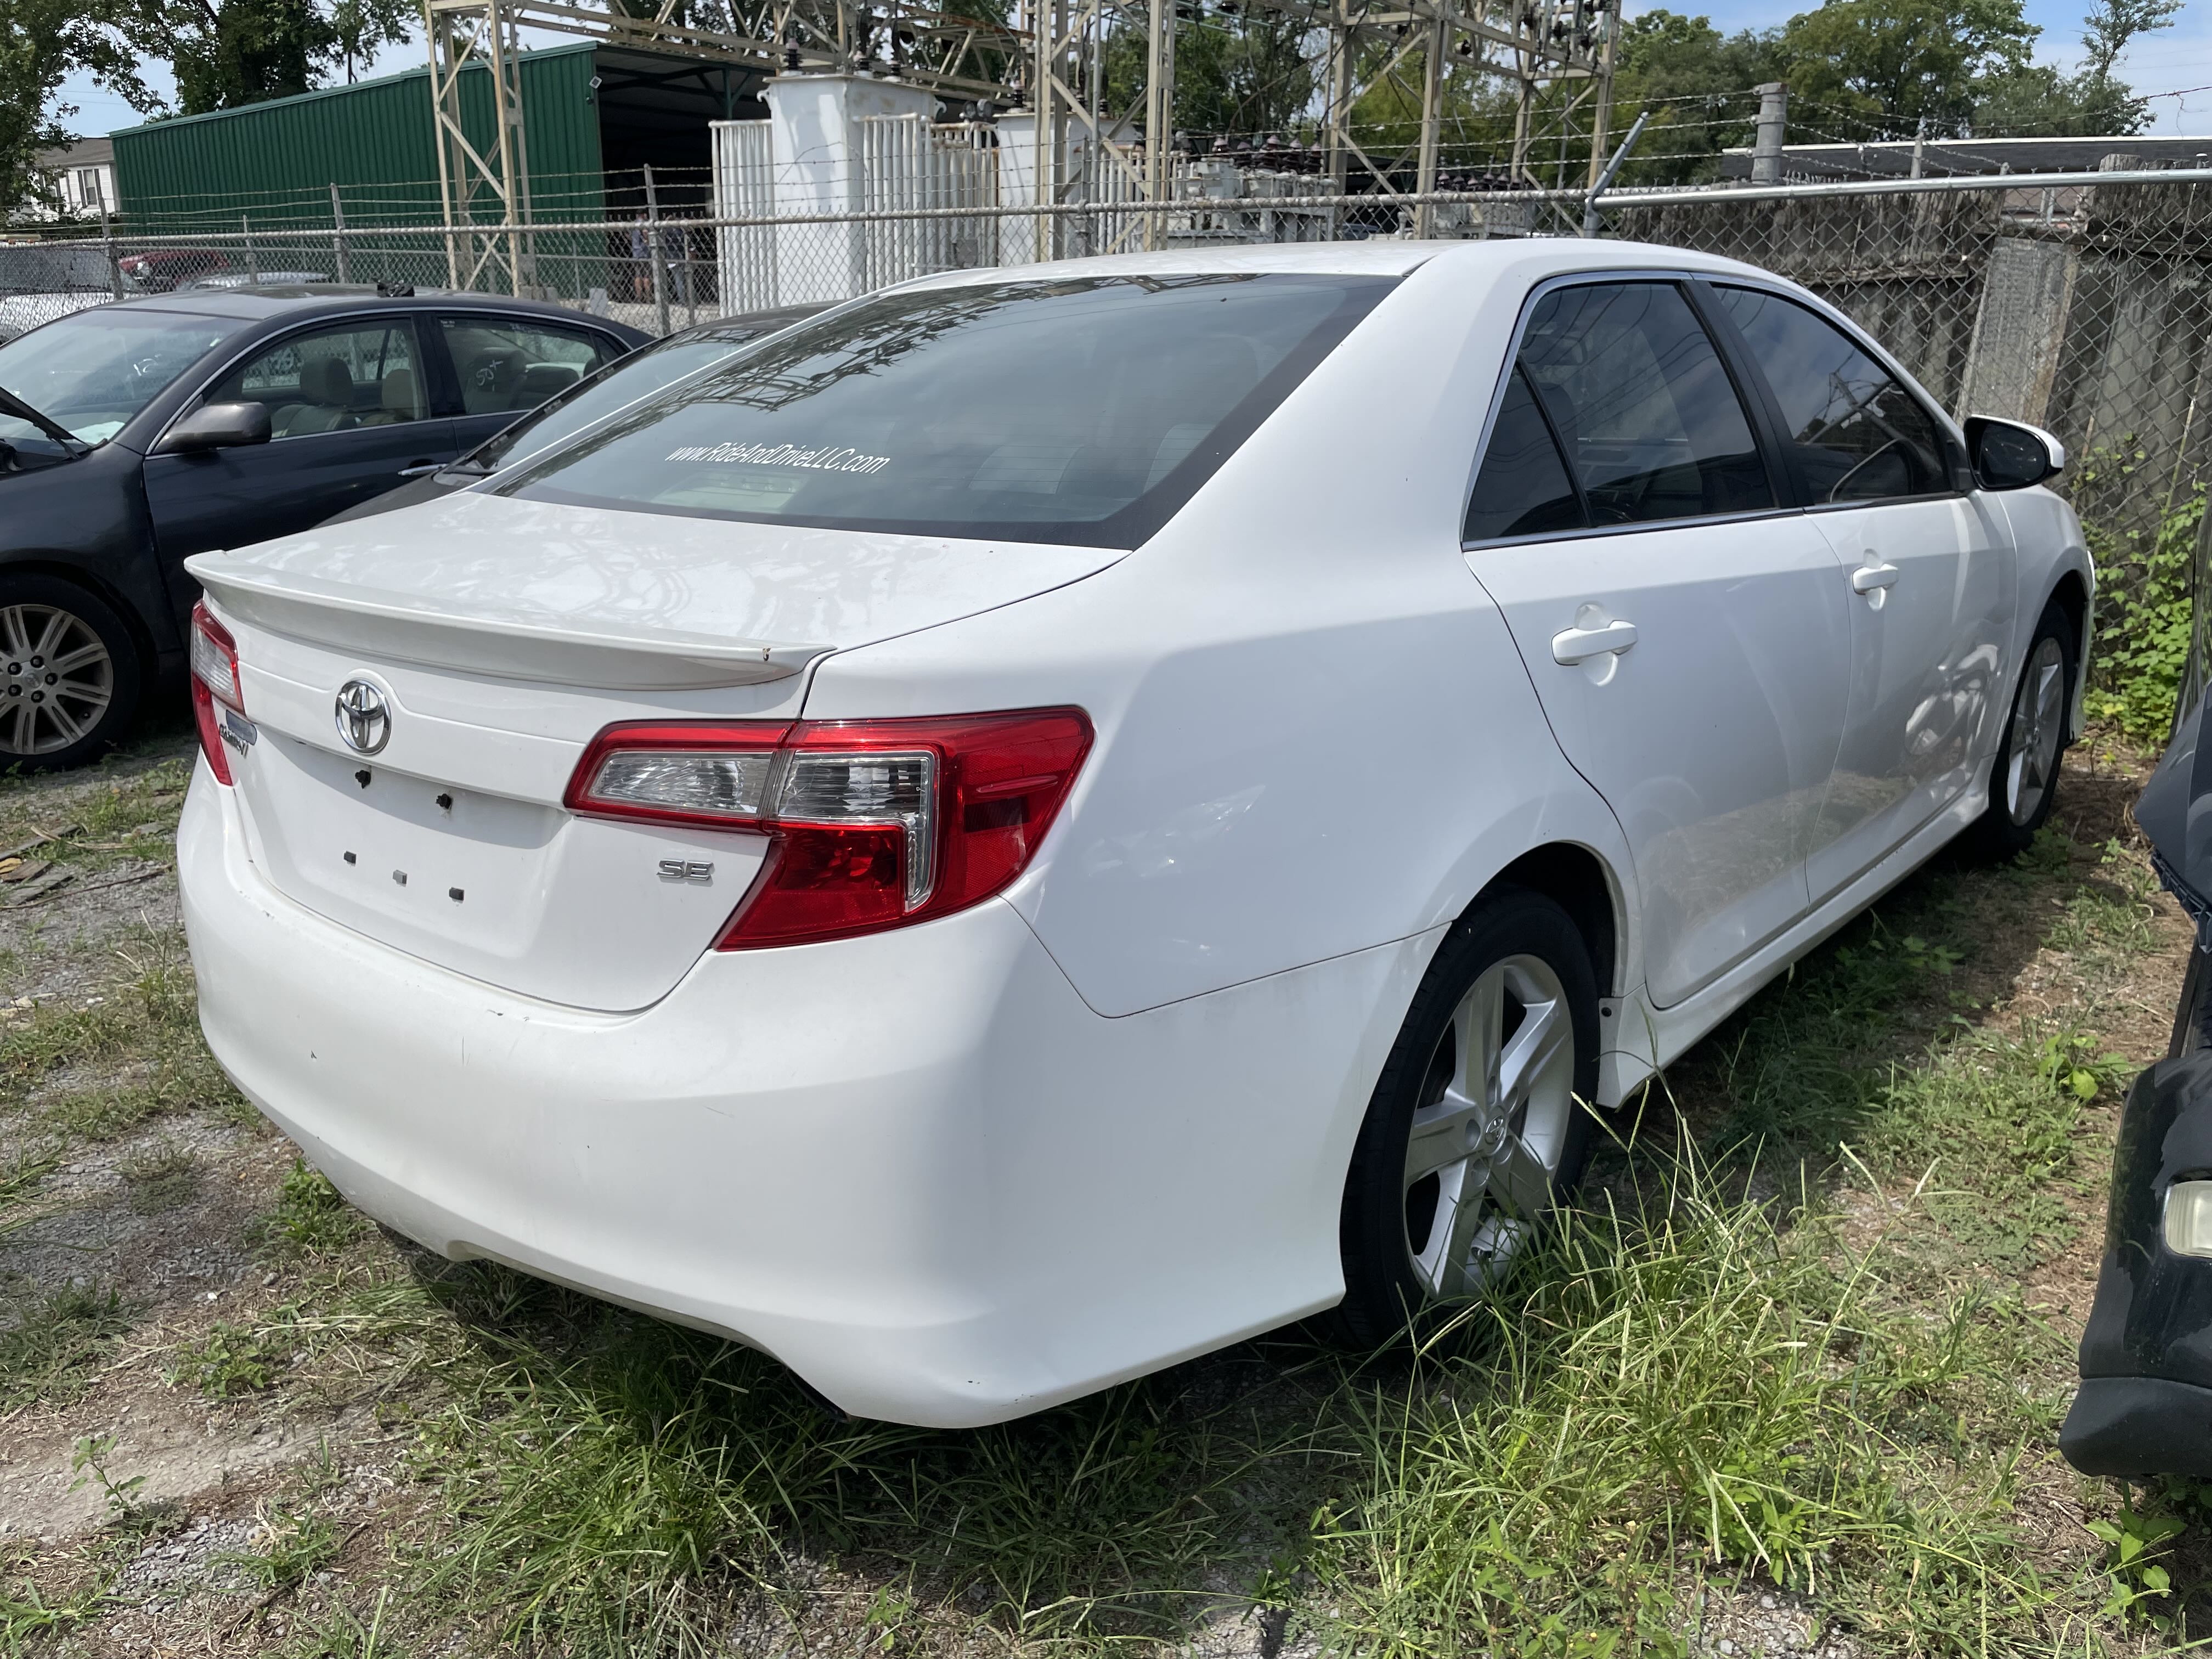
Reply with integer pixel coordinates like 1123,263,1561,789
2062,1376,2212,1477
179,763,1423,1426
2064,1049,2212,1477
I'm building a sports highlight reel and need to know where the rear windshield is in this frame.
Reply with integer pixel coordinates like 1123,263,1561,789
501,273,1394,547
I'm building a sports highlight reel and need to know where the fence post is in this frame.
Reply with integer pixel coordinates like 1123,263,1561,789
1751,83,1788,186
100,204,122,298
1582,109,1651,236
644,163,671,336
241,213,259,281
330,183,350,284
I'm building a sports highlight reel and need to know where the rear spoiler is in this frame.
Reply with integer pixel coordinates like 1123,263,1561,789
187,552,831,691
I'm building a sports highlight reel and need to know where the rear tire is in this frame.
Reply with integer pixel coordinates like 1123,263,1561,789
1962,597,2076,863
1325,887,1600,1348
0,574,142,774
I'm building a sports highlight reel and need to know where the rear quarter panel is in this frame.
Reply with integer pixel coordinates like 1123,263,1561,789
803,246,1643,1019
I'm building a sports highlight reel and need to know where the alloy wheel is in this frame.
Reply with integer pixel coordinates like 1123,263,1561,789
2005,635,2067,827
1402,952,1578,1297
0,603,115,758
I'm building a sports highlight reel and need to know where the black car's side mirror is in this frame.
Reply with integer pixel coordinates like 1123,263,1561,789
159,402,272,455
1964,416,2063,491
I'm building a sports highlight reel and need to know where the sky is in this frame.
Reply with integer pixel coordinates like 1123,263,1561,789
47,0,2212,143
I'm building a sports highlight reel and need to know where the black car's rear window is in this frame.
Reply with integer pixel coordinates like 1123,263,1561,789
501,273,1395,548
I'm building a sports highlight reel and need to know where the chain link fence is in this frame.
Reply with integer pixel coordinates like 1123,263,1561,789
9,168,2212,535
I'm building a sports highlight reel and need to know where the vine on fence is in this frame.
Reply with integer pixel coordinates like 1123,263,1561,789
2074,442,2203,746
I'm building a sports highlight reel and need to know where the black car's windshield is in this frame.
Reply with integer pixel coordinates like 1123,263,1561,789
502,274,1394,547
459,319,803,476
0,307,239,458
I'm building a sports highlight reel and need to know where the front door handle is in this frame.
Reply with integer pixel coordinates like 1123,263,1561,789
1551,618,1639,665
1850,561,1901,594
397,459,444,478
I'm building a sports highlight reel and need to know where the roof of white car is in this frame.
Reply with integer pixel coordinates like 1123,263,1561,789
901,236,1775,289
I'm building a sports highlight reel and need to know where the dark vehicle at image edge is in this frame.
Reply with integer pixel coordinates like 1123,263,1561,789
2064,509,2212,1477
0,287,648,770
324,304,823,525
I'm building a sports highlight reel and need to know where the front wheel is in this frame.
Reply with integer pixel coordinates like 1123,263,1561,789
0,574,142,773
1325,888,1599,1348
1962,597,2076,862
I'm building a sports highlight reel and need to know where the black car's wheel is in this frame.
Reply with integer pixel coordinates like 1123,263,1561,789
1325,887,1600,1348
1962,596,2077,862
0,575,141,773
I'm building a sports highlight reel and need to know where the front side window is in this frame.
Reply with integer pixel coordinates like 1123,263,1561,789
1714,286,1950,504
207,321,426,439
0,306,239,452
1518,282,1773,527
442,317,619,416
502,273,1393,548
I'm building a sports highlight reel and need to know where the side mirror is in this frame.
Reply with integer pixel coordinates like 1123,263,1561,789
1964,416,2063,492
159,402,272,455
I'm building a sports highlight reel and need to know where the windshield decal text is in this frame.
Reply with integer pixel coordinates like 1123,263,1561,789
666,441,891,475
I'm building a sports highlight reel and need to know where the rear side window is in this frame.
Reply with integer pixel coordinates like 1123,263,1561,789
501,273,1395,548
1465,367,1585,541
1518,282,1773,526
442,317,620,416
1714,285,1949,503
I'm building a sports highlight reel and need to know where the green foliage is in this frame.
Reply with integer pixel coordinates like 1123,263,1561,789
0,1283,132,1411
1780,0,2038,137
2087,1501,2186,1623
2079,459,2202,744
251,1158,364,1258
168,1317,293,1398
68,1432,151,1533
118,1138,199,1214
217,1503,341,1591
0,1571,112,1650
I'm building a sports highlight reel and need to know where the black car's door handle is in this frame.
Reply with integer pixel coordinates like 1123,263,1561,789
397,460,444,478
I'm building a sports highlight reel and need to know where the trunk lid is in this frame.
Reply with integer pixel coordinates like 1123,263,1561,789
192,492,1122,1011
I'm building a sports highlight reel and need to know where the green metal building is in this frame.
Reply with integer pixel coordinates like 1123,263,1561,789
111,41,763,233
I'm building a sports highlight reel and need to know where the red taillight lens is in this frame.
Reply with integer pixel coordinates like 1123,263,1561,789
189,601,242,786
565,708,1093,949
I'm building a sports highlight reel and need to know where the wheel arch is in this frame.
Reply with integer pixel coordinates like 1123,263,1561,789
0,552,163,684
1460,840,1624,1003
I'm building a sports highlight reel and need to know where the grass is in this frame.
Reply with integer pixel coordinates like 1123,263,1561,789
0,747,2191,1654
117,1138,199,1214
251,1160,365,1258
0,930,243,1142
0,1283,133,1413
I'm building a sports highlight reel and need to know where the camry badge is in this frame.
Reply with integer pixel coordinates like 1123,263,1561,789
334,679,391,755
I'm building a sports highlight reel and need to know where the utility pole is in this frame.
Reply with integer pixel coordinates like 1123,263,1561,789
1143,0,1173,250
1751,81,1787,185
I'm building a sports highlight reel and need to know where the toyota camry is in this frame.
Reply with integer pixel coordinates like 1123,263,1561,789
178,241,2093,1426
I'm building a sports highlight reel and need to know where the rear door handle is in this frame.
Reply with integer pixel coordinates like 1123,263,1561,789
1551,619,1638,665
1850,561,1901,594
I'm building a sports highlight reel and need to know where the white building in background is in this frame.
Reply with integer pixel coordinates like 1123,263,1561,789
19,139,116,222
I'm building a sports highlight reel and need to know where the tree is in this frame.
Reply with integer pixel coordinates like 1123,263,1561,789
2080,0,2182,82
1779,0,2039,137
106,0,414,115
0,0,153,216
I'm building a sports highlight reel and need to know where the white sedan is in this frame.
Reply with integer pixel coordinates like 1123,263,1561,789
177,241,2092,1426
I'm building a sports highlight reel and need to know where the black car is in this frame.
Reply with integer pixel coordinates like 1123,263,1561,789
324,304,825,526
0,286,648,770
2063,512,2212,1476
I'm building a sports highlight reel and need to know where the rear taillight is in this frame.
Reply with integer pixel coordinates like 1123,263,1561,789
565,708,1093,949
189,602,242,786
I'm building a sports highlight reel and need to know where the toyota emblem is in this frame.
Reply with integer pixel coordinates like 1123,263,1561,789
334,679,391,755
